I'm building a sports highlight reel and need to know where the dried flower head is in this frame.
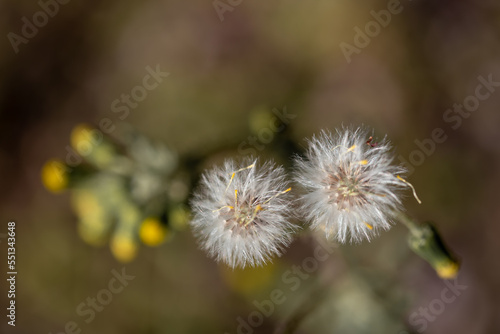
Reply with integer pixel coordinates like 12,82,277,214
295,127,417,243
190,158,295,268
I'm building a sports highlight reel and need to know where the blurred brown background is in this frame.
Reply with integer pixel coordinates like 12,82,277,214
1,0,499,333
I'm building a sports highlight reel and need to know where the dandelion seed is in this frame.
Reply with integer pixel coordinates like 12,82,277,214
294,127,409,243
190,158,295,268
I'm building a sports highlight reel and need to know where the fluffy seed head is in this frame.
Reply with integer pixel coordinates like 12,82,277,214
190,158,295,268
294,127,408,243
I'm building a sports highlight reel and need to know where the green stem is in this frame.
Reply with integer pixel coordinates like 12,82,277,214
394,211,423,237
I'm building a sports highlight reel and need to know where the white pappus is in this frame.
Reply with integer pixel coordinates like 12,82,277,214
294,127,416,243
190,158,296,268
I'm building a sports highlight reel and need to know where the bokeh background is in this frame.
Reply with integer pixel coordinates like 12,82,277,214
1,0,500,333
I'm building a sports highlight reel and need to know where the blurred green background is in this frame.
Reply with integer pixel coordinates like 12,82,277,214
1,0,499,333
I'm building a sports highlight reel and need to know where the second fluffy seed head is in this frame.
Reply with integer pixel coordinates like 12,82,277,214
294,127,408,243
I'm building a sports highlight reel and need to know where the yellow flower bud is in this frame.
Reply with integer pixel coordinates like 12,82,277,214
110,235,137,263
70,123,116,169
436,260,460,280
404,216,460,280
71,123,95,156
71,189,101,216
139,218,170,246
78,221,107,247
41,159,69,193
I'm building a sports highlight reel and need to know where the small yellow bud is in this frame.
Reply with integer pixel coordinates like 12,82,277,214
78,221,107,247
41,159,69,193
405,216,460,280
71,123,95,155
71,190,102,217
436,260,460,280
139,218,169,246
110,235,137,263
